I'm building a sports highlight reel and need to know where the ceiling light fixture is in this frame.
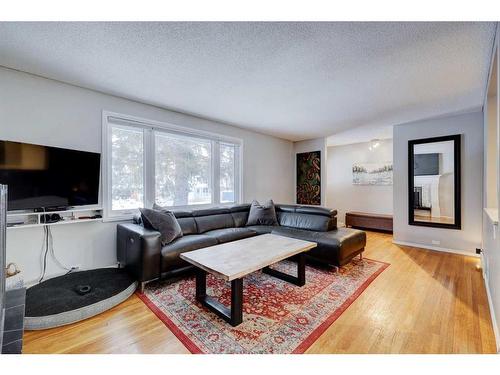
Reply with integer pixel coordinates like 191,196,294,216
369,139,380,151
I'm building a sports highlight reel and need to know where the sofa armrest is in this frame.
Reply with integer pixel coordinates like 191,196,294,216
329,215,337,231
117,223,162,283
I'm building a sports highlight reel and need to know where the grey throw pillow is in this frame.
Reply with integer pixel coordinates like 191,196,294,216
246,199,279,226
139,207,183,246
152,203,171,213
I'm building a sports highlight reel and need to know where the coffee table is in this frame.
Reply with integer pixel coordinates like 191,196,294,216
180,233,317,326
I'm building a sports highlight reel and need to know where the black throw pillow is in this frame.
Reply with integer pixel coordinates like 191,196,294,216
246,199,279,226
139,207,183,246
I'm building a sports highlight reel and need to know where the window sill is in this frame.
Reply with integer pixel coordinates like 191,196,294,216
156,202,240,210
484,207,498,225
102,215,135,223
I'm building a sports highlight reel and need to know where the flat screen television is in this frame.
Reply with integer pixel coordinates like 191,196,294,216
0,140,100,211
0,184,7,348
414,153,440,176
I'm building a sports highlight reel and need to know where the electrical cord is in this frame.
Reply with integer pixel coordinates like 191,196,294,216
38,209,74,283
38,207,49,283
47,225,71,272
39,225,49,283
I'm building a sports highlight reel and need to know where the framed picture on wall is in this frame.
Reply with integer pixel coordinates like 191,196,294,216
352,162,393,185
296,151,321,205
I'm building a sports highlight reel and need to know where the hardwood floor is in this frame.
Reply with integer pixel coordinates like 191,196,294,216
23,231,497,354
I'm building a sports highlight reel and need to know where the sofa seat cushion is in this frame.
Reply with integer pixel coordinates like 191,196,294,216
245,225,275,235
161,234,218,271
271,227,366,266
204,228,257,243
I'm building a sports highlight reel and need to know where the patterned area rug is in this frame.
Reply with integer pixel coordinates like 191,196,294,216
138,258,389,354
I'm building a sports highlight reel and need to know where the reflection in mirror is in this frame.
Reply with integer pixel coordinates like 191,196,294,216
409,135,460,229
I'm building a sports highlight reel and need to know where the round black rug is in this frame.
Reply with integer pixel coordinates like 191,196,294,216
25,268,137,330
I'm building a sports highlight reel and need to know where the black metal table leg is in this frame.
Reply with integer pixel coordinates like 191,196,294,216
297,251,306,286
195,268,207,300
195,269,244,327
230,278,243,325
263,252,306,286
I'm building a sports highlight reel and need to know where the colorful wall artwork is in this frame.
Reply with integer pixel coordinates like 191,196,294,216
296,151,321,205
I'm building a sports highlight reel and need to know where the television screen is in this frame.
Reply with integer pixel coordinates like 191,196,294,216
414,153,440,176
0,185,6,348
0,141,100,211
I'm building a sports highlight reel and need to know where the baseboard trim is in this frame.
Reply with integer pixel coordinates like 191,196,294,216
392,240,479,258
482,267,500,353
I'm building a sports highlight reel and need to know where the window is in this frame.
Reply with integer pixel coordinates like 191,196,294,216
110,125,144,211
103,112,242,219
220,143,236,203
155,132,212,207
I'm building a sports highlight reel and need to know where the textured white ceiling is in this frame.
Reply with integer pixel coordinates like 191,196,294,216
0,22,495,141
327,124,394,146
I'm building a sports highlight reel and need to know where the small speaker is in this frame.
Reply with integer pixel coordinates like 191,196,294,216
74,285,92,295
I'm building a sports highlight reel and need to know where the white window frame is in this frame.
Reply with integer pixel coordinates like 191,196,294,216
102,111,243,221
219,141,241,204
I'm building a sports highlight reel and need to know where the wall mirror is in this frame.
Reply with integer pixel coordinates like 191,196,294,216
408,134,461,229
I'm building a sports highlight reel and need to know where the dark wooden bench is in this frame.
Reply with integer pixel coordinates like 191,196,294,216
345,212,393,233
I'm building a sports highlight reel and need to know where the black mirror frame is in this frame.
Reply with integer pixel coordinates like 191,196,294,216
408,134,461,230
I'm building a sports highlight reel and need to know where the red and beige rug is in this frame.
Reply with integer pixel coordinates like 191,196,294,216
138,258,388,354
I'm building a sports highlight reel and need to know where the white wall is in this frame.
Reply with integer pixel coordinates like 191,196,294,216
486,95,498,209
293,137,327,206
393,111,484,255
482,24,500,352
326,139,393,224
0,66,294,283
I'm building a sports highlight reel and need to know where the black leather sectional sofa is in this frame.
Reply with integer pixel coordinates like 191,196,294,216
117,204,366,292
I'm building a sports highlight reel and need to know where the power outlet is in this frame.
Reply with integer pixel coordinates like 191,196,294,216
431,240,441,246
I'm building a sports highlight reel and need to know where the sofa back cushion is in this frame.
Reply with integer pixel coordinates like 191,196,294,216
138,202,337,235
230,204,251,227
176,217,198,235
193,208,235,233
277,212,330,232
276,205,337,232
